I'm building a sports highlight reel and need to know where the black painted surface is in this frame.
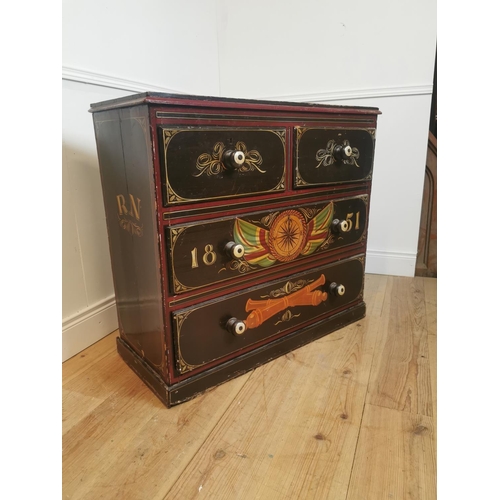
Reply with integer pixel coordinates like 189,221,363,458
167,197,368,294
90,93,379,406
173,257,364,373
295,128,374,187
159,127,285,205
169,302,366,406
94,106,165,375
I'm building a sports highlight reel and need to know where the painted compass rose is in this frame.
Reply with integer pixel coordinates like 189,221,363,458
268,210,308,262
232,202,334,269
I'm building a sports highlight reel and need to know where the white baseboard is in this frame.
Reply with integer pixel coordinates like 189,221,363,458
62,66,184,94
258,84,432,103
62,65,431,102
62,296,118,362
366,249,416,277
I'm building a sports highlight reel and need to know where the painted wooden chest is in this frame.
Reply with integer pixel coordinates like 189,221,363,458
90,93,380,406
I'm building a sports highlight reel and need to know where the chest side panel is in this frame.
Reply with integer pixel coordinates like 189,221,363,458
93,106,166,378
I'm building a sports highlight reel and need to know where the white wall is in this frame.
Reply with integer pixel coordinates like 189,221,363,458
62,0,436,359
62,0,221,360
216,0,435,97
215,0,436,276
62,0,220,95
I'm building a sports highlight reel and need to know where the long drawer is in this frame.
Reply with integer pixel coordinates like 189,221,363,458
167,195,368,295
172,255,365,374
159,126,286,205
294,127,374,188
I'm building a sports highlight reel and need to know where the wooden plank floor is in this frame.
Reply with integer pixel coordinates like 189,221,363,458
62,275,437,500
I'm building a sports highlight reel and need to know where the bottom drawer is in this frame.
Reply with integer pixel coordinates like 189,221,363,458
173,255,365,374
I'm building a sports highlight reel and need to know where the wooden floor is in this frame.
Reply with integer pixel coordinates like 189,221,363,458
62,274,437,500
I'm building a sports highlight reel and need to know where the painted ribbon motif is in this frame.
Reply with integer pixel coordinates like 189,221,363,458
315,139,360,168
194,141,264,177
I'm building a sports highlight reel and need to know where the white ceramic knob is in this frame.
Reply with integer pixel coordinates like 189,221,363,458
223,149,246,169
329,282,346,296
225,242,245,259
331,219,349,233
226,317,247,336
233,150,245,166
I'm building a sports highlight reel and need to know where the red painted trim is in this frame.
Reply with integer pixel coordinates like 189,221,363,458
144,101,376,385
167,244,367,310
164,189,369,226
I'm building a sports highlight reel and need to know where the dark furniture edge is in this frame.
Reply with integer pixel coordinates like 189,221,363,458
89,91,381,115
116,337,170,406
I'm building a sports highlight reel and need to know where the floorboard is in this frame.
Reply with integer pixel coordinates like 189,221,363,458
62,274,437,500
367,277,433,417
346,404,436,500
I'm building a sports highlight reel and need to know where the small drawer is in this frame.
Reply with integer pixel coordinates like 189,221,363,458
159,127,286,205
173,255,365,374
167,195,368,295
294,127,374,188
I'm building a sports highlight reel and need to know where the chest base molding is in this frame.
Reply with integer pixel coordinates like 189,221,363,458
117,301,365,407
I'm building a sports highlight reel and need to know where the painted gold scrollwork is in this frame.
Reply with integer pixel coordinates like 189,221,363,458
299,206,322,219
295,127,306,141
118,216,143,237
163,129,181,144
194,141,265,177
194,142,226,177
175,310,196,373
227,259,256,274
319,234,335,251
271,129,286,143
167,183,189,203
275,309,301,326
315,139,360,168
261,278,314,299
235,141,265,173
295,170,308,186
256,211,280,228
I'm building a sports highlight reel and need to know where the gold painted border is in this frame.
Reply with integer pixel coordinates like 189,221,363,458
169,194,370,295
354,254,367,302
294,127,376,188
173,253,366,374
162,127,287,205
173,309,196,373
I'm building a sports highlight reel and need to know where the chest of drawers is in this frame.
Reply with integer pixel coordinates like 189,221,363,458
90,93,380,407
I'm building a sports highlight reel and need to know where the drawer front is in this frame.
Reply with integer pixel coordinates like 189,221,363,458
173,255,364,374
294,127,374,188
160,127,286,205
168,195,368,294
